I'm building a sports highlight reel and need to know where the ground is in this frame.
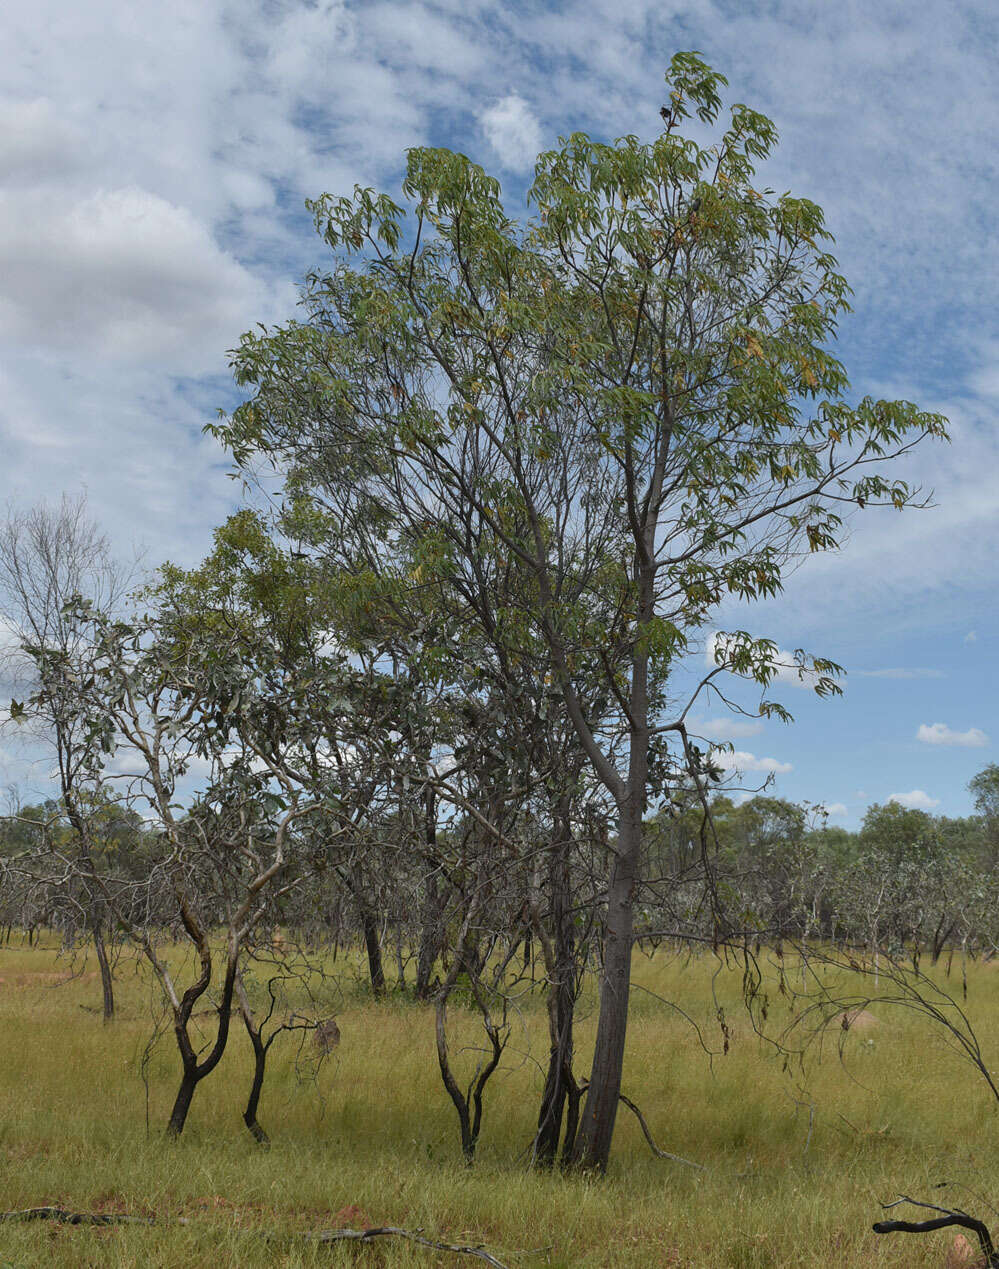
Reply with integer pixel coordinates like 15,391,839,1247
1,936,996,1267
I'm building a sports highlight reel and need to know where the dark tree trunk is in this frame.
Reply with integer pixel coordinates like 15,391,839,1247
345,866,386,997
234,976,270,1145
416,875,444,999
166,1071,198,1138
534,808,577,1168
360,906,387,997
92,922,114,1022
241,1027,270,1144
931,918,957,966
166,988,236,1139
535,1032,571,1166
569,787,644,1172
415,789,443,1000
165,907,239,1138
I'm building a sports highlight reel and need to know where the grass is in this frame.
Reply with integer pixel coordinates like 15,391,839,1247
2,937,999,1266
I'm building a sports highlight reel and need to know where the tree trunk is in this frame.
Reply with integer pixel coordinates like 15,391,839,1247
92,922,114,1022
535,809,577,1167
237,977,270,1145
166,1070,198,1138
164,932,238,1137
240,1021,270,1146
415,789,443,1000
243,1051,269,1146
569,787,644,1172
345,865,387,997
360,905,387,996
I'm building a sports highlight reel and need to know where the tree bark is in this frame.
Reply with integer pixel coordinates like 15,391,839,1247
345,865,387,997
568,805,640,1170
534,805,577,1167
360,905,387,996
569,631,649,1172
165,903,239,1138
415,789,443,1000
92,922,114,1022
166,1071,198,1138
236,976,270,1145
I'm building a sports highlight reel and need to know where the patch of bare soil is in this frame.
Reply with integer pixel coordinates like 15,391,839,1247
946,1232,987,1267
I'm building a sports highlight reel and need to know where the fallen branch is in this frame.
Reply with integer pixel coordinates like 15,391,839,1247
0,1208,511,1265
305,1225,511,1266
617,1093,706,1171
0,1207,154,1226
872,1195,999,1266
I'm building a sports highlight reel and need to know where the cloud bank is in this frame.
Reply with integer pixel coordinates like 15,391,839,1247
888,789,941,811
916,722,989,748
710,749,793,775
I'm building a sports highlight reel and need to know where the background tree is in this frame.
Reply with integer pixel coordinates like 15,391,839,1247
0,495,134,1020
970,764,999,865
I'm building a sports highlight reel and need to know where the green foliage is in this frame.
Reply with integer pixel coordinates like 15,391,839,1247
209,51,945,777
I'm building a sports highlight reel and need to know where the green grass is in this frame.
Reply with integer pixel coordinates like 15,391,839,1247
1,937,998,1266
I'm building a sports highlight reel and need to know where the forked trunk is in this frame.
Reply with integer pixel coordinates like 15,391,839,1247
237,978,270,1145
165,945,238,1138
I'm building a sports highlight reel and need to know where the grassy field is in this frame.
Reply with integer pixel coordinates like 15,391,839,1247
1,937,998,1267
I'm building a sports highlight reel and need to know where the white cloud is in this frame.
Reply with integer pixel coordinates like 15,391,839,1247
889,789,941,810
819,802,848,818
699,716,764,741
710,749,793,775
480,94,542,172
916,722,989,748
0,187,273,370
0,98,86,185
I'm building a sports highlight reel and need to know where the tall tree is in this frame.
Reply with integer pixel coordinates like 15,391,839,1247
0,495,133,1020
213,52,946,1170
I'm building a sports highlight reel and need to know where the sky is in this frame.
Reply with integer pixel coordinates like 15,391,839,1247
0,0,996,826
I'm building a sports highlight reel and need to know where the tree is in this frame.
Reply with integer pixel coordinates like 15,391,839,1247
212,52,946,1170
970,764,999,863
0,495,134,1020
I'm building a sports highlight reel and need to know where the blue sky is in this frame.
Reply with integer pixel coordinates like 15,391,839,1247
0,0,996,825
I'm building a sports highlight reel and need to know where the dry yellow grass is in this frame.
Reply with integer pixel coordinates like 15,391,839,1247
1,936,998,1267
